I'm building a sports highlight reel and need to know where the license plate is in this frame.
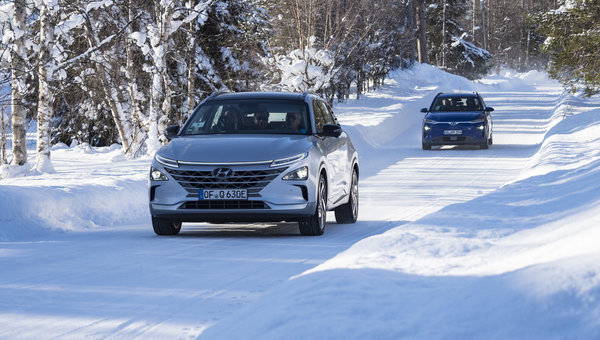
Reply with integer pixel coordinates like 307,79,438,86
199,189,247,200
443,130,462,135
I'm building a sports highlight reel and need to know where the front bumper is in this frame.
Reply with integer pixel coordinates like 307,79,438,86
149,161,317,223
422,122,487,146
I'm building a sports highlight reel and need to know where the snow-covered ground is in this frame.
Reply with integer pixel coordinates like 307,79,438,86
1,64,599,339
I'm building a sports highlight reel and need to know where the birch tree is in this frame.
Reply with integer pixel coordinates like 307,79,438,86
137,0,214,154
9,0,28,166
34,0,56,173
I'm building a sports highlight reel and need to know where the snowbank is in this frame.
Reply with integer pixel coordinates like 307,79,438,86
0,144,150,241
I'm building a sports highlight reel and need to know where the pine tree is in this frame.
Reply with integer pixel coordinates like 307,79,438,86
535,0,600,95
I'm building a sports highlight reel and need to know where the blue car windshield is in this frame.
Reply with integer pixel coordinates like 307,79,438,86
430,96,482,112
182,100,311,135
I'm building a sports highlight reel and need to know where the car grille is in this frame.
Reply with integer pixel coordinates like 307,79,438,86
165,167,288,197
179,200,269,210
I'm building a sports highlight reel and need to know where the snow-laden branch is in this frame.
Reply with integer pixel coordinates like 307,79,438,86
55,12,142,70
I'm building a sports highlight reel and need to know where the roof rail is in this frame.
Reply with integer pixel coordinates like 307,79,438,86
199,91,228,105
302,90,317,98
207,91,228,99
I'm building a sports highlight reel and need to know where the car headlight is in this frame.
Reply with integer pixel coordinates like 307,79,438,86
271,152,308,167
476,125,485,130
282,166,308,180
423,125,431,131
424,119,437,124
155,154,179,168
150,167,168,181
470,118,485,123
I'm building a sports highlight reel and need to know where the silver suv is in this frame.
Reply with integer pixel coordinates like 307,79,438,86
149,92,359,236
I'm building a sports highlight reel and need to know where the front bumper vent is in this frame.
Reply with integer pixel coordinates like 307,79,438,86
179,200,269,210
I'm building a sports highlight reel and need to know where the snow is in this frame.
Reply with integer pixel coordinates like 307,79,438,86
1,64,600,339
130,31,147,48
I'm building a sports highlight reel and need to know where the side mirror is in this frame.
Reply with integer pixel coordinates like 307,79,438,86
322,124,342,138
485,107,494,112
421,108,429,113
164,125,180,141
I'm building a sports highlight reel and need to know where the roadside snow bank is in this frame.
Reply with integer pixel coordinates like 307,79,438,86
0,144,150,241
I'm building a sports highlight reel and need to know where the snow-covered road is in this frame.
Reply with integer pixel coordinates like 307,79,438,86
1,66,599,339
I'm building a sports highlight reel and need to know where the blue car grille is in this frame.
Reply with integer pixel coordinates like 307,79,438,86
165,167,288,197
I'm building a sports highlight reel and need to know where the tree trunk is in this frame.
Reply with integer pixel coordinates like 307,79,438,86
83,18,133,156
472,0,476,43
185,0,196,122
442,1,447,69
35,0,55,173
407,0,418,62
415,0,428,64
146,1,174,155
10,0,27,166
481,0,487,50
1,105,7,164
124,0,147,156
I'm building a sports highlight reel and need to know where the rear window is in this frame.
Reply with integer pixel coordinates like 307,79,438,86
182,99,311,135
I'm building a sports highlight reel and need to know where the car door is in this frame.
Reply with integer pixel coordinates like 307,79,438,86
315,100,349,205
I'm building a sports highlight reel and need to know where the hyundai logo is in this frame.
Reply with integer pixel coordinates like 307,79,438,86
212,168,234,179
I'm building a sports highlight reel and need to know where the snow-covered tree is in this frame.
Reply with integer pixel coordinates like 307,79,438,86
426,0,491,79
534,0,600,95
265,0,414,102
6,0,29,166
34,0,57,173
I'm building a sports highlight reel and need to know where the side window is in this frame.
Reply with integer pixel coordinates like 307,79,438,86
313,100,326,133
318,101,336,125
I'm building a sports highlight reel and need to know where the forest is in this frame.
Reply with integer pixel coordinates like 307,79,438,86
0,0,597,170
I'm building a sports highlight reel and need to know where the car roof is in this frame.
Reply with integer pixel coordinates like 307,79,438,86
206,91,308,102
436,92,479,98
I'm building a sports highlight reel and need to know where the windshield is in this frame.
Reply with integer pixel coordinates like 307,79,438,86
182,99,311,135
430,96,482,112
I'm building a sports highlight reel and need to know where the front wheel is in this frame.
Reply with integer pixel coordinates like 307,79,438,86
422,142,431,150
299,174,327,236
335,170,358,224
152,216,182,235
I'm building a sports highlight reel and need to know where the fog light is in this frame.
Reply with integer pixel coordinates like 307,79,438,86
424,125,431,131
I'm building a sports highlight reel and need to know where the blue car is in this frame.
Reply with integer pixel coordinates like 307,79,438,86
421,92,494,150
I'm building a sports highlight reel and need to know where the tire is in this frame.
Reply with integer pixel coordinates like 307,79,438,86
152,216,182,235
299,174,327,236
422,142,431,150
480,133,491,149
335,170,359,224
488,133,493,145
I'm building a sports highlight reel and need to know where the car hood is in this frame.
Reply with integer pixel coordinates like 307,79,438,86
425,111,484,122
157,134,313,163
